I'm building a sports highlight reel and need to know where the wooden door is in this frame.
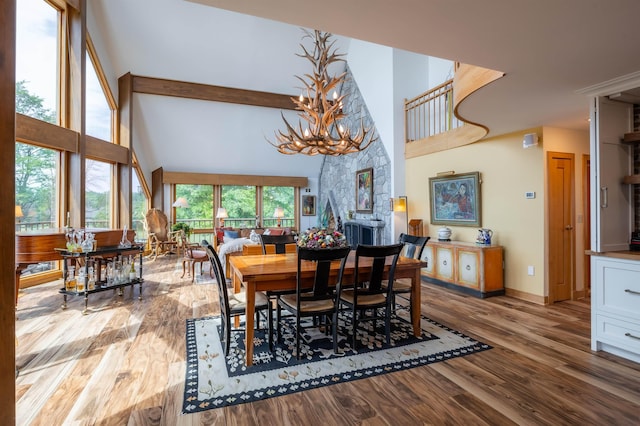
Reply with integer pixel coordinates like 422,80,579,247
548,152,575,302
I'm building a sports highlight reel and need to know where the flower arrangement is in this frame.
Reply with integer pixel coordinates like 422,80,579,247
297,228,349,249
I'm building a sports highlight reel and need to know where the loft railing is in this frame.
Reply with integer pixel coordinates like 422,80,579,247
404,78,463,143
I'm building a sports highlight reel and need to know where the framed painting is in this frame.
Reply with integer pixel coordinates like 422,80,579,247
356,167,373,213
302,195,316,216
429,171,481,227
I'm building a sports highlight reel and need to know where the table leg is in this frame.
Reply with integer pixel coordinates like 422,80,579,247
411,268,421,337
245,281,256,366
233,268,241,329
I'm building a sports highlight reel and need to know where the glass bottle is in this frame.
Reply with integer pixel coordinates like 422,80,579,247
65,266,76,292
129,256,136,281
87,266,96,291
76,269,86,292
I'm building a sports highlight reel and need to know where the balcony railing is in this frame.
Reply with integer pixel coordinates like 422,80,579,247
404,78,463,143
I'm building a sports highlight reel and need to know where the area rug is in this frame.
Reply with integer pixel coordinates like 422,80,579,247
182,310,491,414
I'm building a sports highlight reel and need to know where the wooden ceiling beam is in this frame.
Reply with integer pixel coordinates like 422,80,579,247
131,75,297,110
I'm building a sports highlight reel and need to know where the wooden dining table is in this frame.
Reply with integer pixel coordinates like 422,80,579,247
229,251,427,366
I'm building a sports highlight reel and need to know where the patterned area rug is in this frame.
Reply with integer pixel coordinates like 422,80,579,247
182,310,491,413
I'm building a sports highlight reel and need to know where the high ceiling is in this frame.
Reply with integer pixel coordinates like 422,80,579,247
189,0,640,135
88,0,640,176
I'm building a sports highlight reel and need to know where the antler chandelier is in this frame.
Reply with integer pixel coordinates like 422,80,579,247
269,30,376,156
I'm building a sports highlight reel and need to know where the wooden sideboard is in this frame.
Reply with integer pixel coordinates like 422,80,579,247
421,240,504,298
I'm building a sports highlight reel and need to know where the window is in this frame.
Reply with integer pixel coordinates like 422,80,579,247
16,0,60,122
221,185,256,228
262,186,294,228
175,184,213,241
85,159,112,228
132,169,148,242
85,50,112,141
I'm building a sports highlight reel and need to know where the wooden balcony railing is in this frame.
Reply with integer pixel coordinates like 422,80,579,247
404,79,463,144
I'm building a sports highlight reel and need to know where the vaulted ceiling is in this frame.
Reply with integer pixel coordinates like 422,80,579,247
88,0,640,177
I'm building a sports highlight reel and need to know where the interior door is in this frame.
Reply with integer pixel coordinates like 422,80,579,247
548,152,574,302
591,97,633,252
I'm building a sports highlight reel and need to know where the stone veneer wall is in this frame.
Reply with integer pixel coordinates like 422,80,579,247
318,65,392,244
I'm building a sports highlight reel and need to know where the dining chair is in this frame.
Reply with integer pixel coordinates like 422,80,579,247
260,233,297,349
385,234,430,317
277,246,351,359
260,234,296,254
205,244,272,356
180,236,213,283
338,243,404,349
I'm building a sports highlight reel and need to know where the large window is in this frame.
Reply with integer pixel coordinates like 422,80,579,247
85,159,112,228
262,186,294,228
85,50,112,141
132,169,148,241
176,184,214,239
221,185,257,228
16,0,59,122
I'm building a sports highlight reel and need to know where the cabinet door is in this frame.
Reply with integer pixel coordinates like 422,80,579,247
421,244,434,276
435,246,454,281
457,249,480,289
591,97,633,252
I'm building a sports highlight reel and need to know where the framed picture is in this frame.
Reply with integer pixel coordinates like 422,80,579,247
429,171,481,227
302,195,316,216
356,167,373,213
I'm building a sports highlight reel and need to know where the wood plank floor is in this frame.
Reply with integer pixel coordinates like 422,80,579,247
15,256,640,425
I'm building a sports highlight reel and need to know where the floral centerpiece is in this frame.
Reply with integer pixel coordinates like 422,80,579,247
297,228,349,249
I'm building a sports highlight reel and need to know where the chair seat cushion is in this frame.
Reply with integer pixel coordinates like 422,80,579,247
189,250,207,259
228,289,269,314
340,289,386,307
280,293,335,313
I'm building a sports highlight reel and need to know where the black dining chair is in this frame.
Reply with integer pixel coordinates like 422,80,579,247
337,243,404,349
277,246,351,359
385,234,430,317
260,233,297,350
205,244,272,356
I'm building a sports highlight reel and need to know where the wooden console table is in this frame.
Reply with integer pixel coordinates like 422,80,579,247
422,240,504,298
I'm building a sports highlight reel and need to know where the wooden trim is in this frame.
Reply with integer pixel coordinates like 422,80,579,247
130,75,297,110
19,270,62,289
504,287,548,305
0,0,16,420
162,171,308,187
16,113,78,152
86,135,129,164
405,124,485,158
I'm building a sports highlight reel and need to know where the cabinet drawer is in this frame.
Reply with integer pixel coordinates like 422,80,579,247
595,258,640,321
594,314,640,355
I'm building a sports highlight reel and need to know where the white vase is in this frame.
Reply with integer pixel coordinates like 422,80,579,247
438,226,452,241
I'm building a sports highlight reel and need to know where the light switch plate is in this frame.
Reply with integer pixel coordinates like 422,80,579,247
525,191,536,199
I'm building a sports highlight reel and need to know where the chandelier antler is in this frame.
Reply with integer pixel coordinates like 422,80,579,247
268,29,376,156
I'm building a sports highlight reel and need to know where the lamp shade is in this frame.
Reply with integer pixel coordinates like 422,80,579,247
15,205,23,218
216,207,228,219
392,197,407,212
273,207,284,218
173,197,189,208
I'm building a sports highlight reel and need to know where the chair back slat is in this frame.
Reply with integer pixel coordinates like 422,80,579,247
398,233,430,260
354,243,404,295
206,244,230,319
297,246,351,300
260,234,296,254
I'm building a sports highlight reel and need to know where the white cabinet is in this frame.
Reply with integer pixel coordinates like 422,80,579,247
591,255,640,363
422,240,504,298
590,97,633,252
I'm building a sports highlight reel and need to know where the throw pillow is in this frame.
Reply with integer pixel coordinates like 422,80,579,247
223,229,240,239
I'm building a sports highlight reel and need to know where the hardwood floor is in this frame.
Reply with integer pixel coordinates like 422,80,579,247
15,256,640,425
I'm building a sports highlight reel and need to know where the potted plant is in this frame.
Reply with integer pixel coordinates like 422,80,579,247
171,222,192,238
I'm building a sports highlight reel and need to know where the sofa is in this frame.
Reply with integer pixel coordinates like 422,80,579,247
214,227,297,278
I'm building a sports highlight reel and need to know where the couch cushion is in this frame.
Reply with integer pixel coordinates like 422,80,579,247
224,229,240,239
